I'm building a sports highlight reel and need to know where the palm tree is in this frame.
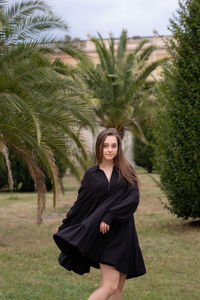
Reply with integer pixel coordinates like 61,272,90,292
0,0,96,223
78,30,167,141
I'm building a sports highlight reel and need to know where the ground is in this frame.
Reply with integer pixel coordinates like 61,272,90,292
0,168,199,300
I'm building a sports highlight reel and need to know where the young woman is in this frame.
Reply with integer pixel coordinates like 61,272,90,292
53,128,146,300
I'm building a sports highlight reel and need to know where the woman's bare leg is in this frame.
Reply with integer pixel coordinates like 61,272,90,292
107,272,127,300
88,263,120,300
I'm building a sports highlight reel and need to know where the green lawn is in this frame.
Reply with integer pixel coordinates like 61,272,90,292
0,168,199,300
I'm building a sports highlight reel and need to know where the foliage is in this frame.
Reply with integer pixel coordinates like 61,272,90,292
133,121,154,173
0,148,68,191
0,0,95,223
152,0,200,218
77,30,167,140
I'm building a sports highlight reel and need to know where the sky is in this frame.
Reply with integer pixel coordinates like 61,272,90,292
45,0,179,40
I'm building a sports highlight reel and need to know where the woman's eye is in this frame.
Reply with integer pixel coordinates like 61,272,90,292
103,144,117,149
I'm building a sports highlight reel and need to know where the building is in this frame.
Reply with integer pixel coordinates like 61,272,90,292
53,34,170,78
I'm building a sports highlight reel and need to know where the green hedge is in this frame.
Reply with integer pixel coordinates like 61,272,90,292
133,122,154,173
152,0,200,219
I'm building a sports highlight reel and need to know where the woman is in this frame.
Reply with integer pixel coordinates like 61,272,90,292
53,128,146,300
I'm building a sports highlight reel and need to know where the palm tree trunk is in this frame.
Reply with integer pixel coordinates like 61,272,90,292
0,139,14,190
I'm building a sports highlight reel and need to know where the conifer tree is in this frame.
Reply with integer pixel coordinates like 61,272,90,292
153,0,200,218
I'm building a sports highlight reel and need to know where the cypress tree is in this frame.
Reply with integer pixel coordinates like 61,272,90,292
153,0,200,218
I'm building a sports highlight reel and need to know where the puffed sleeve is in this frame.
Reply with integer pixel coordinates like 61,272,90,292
102,180,139,225
58,171,89,231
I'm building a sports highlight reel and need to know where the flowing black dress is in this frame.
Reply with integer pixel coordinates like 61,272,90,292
53,165,146,279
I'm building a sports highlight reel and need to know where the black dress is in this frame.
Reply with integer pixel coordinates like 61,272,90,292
53,165,146,279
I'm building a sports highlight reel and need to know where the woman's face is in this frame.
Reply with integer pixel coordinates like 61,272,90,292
102,135,118,162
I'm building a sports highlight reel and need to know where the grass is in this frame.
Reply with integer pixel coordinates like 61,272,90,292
0,167,200,300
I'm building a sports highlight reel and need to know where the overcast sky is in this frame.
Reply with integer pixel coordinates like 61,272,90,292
45,0,179,40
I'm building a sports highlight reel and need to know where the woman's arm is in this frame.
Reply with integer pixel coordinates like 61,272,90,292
102,180,139,225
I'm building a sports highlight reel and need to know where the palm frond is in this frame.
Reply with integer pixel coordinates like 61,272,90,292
58,40,88,63
0,0,93,223
0,93,41,145
1,0,67,44
5,0,53,19
37,144,62,209
77,29,166,142
137,45,156,62
116,29,127,65
12,145,46,224
129,120,148,144
91,32,113,74
133,39,148,55
109,33,115,67
137,58,167,82
8,15,66,42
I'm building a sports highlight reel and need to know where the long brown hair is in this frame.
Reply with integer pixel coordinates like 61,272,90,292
95,128,139,186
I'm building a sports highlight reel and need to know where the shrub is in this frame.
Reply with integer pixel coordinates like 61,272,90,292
152,0,200,218
133,122,154,173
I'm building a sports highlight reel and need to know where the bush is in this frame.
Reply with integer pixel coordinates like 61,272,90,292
152,0,200,219
133,122,154,173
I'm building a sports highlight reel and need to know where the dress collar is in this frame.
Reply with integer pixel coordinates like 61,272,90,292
94,164,116,172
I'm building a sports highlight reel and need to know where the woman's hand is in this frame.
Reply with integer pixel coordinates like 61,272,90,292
100,221,110,234
56,227,59,232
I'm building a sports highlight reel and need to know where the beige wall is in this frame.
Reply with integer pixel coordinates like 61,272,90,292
52,35,170,80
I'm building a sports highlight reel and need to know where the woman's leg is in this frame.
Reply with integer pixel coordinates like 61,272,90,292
107,272,127,300
88,263,120,300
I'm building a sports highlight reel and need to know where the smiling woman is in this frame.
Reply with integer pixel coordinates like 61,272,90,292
53,128,146,300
